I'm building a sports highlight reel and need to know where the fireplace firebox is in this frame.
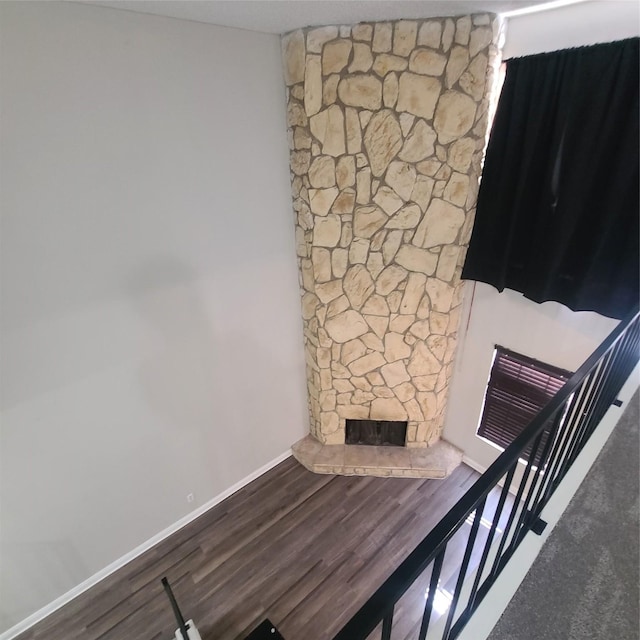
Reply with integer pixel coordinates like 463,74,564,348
345,420,408,447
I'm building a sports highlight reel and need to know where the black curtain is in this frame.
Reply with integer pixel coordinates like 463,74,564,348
462,38,639,320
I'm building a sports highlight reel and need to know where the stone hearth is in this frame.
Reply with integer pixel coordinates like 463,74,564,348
283,14,501,477
293,435,462,478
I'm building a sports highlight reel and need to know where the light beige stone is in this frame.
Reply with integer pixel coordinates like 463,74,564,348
337,404,369,420
366,252,385,279
325,309,369,343
352,389,375,404
342,338,367,364
436,245,460,282
375,264,407,295
409,320,431,340
301,258,314,291
341,221,353,247
385,161,416,201
290,85,304,101
359,110,373,129
414,374,437,391
386,204,421,230
353,23,373,41
361,294,389,316
349,43,373,72
364,110,403,177
315,279,344,304
384,332,412,362
336,156,356,189
338,75,383,110
395,381,416,403
442,19,455,52
455,16,472,46
332,189,355,214
473,14,491,26
443,172,470,208
373,186,404,215
389,314,413,333
470,27,492,57
393,20,418,56
301,292,320,320
320,411,340,434
327,295,350,320
365,314,389,339
382,230,403,265
371,396,407,419
460,53,488,101
409,49,447,76
408,341,442,377
309,187,339,215
317,347,331,369
426,278,454,313
399,113,415,137
404,398,424,421
411,175,436,212
323,39,352,75
349,237,370,264
312,247,332,283
307,26,339,53
282,30,305,85
397,73,441,119
428,334,447,361
291,150,311,176
345,107,362,154
323,74,340,105
400,272,427,314
356,168,372,204
304,54,323,116
320,390,337,411
353,205,388,239
448,137,476,172
413,198,465,248
297,202,313,231
418,21,442,48
366,371,385,386
373,53,408,78
373,386,395,398
417,392,437,420
320,368,333,390
294,127,312,150
430,310,449,335
445,46,470,89
395,245,438,275
323,104,347,156
399,120,437,163
344,264,375,309
435,164,452,181
370,231,385,252
349,351,387,376
313,214,342,247
361,332,384,352
372,23,393,53
383,73,399,109
381,360,411,387
331,248,349,279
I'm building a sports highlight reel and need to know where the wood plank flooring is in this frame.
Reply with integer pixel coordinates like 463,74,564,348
16,456,500,640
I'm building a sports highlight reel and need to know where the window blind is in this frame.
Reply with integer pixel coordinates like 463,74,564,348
477,347,572,465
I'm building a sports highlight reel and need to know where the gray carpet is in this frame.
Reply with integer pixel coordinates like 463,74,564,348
488,391,639,640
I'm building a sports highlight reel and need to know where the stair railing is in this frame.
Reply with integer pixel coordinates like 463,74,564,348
332,306,639,640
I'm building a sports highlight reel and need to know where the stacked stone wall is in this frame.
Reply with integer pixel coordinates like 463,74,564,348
283,15,501,446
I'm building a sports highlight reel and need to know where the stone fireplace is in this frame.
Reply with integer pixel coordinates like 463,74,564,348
283,15,501,477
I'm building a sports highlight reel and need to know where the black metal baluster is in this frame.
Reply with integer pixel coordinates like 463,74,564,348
381,607,393,640
418,548,446,640
442,499,486,640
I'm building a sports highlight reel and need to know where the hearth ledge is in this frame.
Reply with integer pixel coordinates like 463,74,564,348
292,435,463,478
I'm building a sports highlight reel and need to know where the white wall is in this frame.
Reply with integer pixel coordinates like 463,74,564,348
442,0,639,468
0,1,307,632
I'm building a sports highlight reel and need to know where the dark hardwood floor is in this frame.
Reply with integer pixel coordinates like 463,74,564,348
17,456,502,640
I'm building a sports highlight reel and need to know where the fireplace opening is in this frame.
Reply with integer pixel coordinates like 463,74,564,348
345,420,408,447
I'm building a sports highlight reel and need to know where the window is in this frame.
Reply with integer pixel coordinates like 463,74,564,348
477,347,572,465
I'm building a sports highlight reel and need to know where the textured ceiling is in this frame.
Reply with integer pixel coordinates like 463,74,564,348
83,1,557,34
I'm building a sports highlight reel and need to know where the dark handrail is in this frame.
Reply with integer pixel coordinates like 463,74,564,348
333,306,639,640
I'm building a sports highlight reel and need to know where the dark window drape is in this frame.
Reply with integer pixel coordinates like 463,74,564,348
462,38,639,320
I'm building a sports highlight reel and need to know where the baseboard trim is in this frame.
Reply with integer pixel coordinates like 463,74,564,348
0,450,293,640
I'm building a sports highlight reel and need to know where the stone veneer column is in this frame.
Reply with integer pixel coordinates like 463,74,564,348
283,16,501,447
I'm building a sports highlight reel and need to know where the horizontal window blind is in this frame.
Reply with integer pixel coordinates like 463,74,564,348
478,347,572,465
